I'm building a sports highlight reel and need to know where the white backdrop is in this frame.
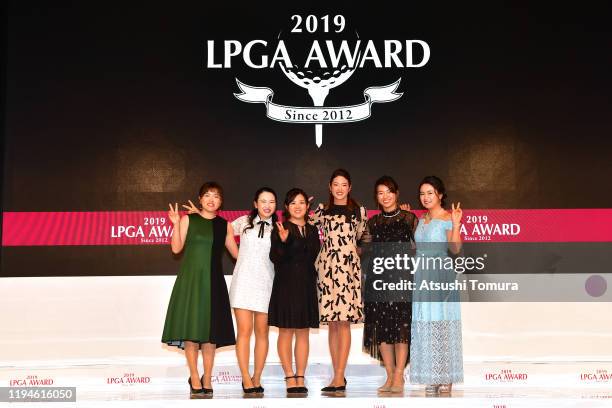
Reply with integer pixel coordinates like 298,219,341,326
1,276,611,366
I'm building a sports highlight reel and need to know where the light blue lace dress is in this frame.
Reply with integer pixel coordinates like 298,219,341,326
409,218,464,384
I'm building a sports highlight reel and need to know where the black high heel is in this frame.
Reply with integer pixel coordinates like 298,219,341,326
252,380,264,394
242,380,257,394
200,375,213,395
188,377,203,394
294,375,308,393
335,377,347,392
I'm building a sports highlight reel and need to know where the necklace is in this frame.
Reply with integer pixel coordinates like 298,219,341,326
424,208,444,223
382,208,400,218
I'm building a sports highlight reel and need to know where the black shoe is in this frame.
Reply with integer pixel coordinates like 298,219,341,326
200,375,213,395
321,384,336,392
285,375,302,394
188,377,203,394
242,381,258,394
294,375,308,393
321,377,346,393
335,377,347,392
250,377,264,393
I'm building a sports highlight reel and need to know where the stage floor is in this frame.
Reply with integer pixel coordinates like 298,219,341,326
2,362,611,407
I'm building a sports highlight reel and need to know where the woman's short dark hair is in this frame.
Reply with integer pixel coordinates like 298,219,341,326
198,182,224,202
283,188,310,222
374,175,399,208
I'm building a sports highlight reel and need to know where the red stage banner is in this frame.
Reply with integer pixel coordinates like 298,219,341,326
3,209,612,246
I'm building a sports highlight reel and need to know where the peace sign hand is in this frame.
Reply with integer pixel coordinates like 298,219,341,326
399,202,411,211
168,203,181,225
276,222,290,242
182,200,199,214
451,202,463,226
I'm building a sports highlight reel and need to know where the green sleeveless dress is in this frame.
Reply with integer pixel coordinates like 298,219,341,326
162,214,235,349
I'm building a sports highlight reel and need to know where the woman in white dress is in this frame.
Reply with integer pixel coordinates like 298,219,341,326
229,187,278,393
184,187,277,394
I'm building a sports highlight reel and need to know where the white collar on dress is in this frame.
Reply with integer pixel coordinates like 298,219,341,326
253,214,273,225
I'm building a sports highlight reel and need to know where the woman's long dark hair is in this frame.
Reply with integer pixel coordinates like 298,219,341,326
282,188,310,223
243,187,278,233
418,175,447,208
326,168,360,212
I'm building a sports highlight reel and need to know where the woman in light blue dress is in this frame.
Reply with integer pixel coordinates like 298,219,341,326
410,176,464,395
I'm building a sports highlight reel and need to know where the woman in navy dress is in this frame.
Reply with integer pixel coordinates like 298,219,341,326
362,176,417,393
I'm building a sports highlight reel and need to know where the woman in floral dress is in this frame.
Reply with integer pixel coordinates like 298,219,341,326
310,168,368,393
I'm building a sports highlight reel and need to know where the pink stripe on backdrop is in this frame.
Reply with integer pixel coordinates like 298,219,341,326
2,209,612,246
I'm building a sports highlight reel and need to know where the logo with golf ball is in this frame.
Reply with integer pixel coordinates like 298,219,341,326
207,15,430,147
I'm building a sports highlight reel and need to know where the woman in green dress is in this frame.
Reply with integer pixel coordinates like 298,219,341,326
163,182,239,396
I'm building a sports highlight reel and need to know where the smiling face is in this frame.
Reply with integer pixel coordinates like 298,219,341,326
330,175,351,204
287,193,308,221
419,183,443,210
199,188,222,213
376,184,398,212
255,191,276,220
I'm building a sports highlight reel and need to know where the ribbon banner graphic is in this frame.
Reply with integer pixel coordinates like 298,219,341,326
234,78,403,146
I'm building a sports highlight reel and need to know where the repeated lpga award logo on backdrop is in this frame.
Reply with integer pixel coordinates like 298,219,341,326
206,14,430,147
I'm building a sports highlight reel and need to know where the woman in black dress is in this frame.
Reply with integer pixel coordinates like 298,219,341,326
362,176,417,393
268,188,320,394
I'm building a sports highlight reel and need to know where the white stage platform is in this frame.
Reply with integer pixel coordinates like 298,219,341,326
2,361,612,407
2,277,611,407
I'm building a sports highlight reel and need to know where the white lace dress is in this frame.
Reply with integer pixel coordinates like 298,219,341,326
228,215,275,313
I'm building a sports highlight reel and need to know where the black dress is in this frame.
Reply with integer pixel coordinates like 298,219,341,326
362,209,417,362
268,221,321,329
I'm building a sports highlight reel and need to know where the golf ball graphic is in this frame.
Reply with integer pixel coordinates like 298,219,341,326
278,23,362,147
